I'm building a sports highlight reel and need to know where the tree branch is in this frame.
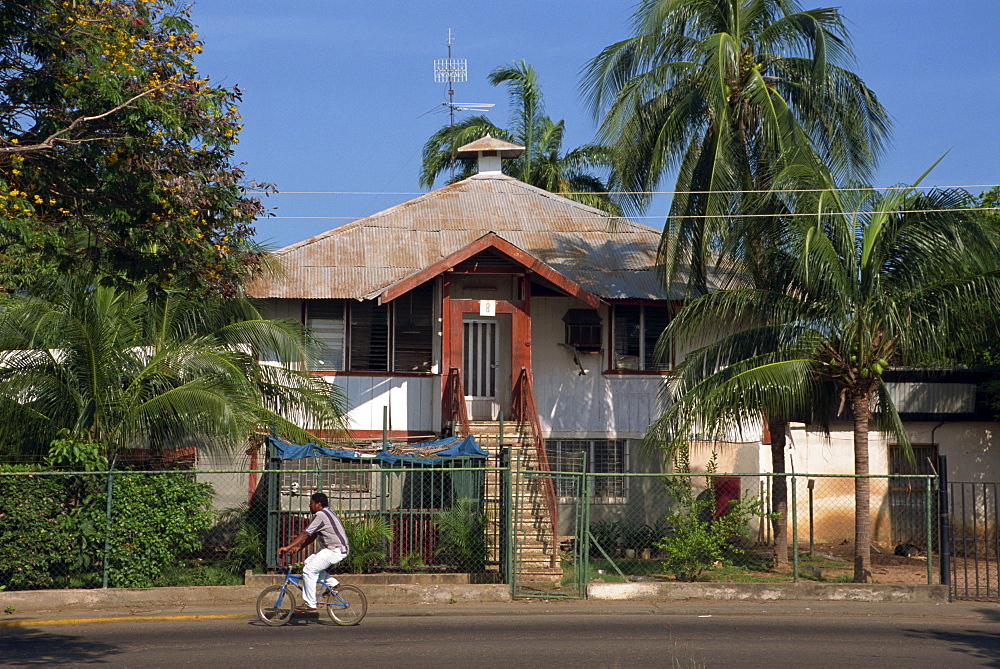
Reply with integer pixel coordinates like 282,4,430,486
0,84,172,155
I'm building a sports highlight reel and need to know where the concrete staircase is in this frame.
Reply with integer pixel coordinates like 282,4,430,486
470,420,563,585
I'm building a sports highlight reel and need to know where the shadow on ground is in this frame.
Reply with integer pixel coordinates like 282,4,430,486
0,627,121,665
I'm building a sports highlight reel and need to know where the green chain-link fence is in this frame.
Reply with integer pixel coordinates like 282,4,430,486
0,459,939,591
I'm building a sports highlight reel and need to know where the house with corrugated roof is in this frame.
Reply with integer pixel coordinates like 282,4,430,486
248,138,1000,579
250,137,680,479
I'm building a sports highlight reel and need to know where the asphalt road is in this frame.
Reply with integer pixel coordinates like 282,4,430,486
3,602,1000,667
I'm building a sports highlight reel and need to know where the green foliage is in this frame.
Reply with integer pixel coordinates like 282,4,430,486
589,519,622,557
1,468,222,590
657,479,762,582
656,177,1000,581
583,0,889,294
399,552,426,573
0,473,82,589
45,434,108,472
4,606,14,614
0,0,269,293
89,473,214,587
0,279,349,459
433,498,487,572
340,514,392,574
219,505,267,576
154,559,241,586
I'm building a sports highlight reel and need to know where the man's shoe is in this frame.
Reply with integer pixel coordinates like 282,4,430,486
295,606,317,613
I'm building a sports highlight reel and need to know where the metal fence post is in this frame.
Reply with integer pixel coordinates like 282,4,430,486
506,448,515,595
790,474,798,582
938,455,950,590
925,475,933,584
102,457,116,589
581,450,590,598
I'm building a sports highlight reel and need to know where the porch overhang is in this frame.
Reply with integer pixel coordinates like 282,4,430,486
375,232,602,308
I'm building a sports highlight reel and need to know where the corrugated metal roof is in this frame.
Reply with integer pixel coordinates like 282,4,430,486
249,172,674,301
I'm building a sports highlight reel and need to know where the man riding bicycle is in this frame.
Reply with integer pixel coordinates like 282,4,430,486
278,492,349,613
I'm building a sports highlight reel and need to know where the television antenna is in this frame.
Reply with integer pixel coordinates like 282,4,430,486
433,29,493,179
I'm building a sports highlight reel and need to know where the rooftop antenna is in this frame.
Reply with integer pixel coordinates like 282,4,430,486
433,29,493,180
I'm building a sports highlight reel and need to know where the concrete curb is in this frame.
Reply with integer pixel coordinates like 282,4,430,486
2,581,949,615
1,584,512,615
589,582,948,603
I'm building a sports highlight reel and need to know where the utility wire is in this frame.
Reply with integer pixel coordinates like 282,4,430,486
263,206,998,222
249,184,999,196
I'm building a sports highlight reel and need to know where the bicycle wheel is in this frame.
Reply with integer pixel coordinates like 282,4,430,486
256,584,295,626
321,584,367,626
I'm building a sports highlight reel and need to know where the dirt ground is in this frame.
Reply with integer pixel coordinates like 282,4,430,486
777,541,938,584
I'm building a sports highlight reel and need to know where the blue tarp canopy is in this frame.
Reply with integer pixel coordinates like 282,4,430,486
267,434,487,465
267,436,377,461
375,435,488,466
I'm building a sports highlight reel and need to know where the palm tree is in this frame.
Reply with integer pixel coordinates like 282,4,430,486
584,0,890,564
0,279,348,459
652,174,1000,581
582,0,890,293
421,60,631,216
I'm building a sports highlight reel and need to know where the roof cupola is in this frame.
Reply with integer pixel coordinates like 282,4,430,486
455,135,524,174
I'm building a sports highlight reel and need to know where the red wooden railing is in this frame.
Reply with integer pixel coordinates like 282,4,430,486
512,367,559,566
443,367,470,437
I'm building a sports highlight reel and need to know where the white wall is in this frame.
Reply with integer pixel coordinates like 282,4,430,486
531,297,665,439
321,374,438,435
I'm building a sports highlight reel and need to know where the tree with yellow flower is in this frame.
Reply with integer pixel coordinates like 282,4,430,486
0,0,268,294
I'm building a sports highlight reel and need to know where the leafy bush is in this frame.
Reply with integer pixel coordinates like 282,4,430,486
589,519,622,557
217,503,267,575
433,498,487,572
0,470,82,589
657,481,763,582
340,514,392,574
399,552,426,573
96,473,214,587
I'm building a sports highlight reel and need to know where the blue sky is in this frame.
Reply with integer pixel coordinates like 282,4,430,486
192,1,999,250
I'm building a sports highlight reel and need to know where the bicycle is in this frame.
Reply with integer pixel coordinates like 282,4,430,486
255,563,368,626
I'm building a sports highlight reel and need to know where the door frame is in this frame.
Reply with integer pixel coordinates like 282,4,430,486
441,274,532,423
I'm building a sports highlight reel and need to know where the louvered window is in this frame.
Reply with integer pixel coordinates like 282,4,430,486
393,284,434,372
305,287,434,373
611,305,671,371
306,302,345,371
349,300,389,371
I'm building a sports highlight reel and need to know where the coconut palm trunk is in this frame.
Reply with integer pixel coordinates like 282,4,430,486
768,415,789,566
851,391,873,582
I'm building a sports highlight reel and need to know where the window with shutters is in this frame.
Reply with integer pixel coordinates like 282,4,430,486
610,304,672,371
305,301,345,372
349,300,389,371
392,283,434,372
305,284,434,373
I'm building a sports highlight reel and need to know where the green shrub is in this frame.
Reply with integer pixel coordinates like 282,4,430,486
91,472,214,588
656,481,763,582
340,514,392,574
2,464,216,590
399,552,426,573
433,498,486,572
0,471,81,589
217,503,267,575
589,519,622,557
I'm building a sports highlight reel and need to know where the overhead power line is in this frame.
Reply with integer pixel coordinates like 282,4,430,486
248,184,999,197
263,206,998,222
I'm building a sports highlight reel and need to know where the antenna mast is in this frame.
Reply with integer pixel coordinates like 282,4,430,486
433,31,493,182
434,30,467,180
